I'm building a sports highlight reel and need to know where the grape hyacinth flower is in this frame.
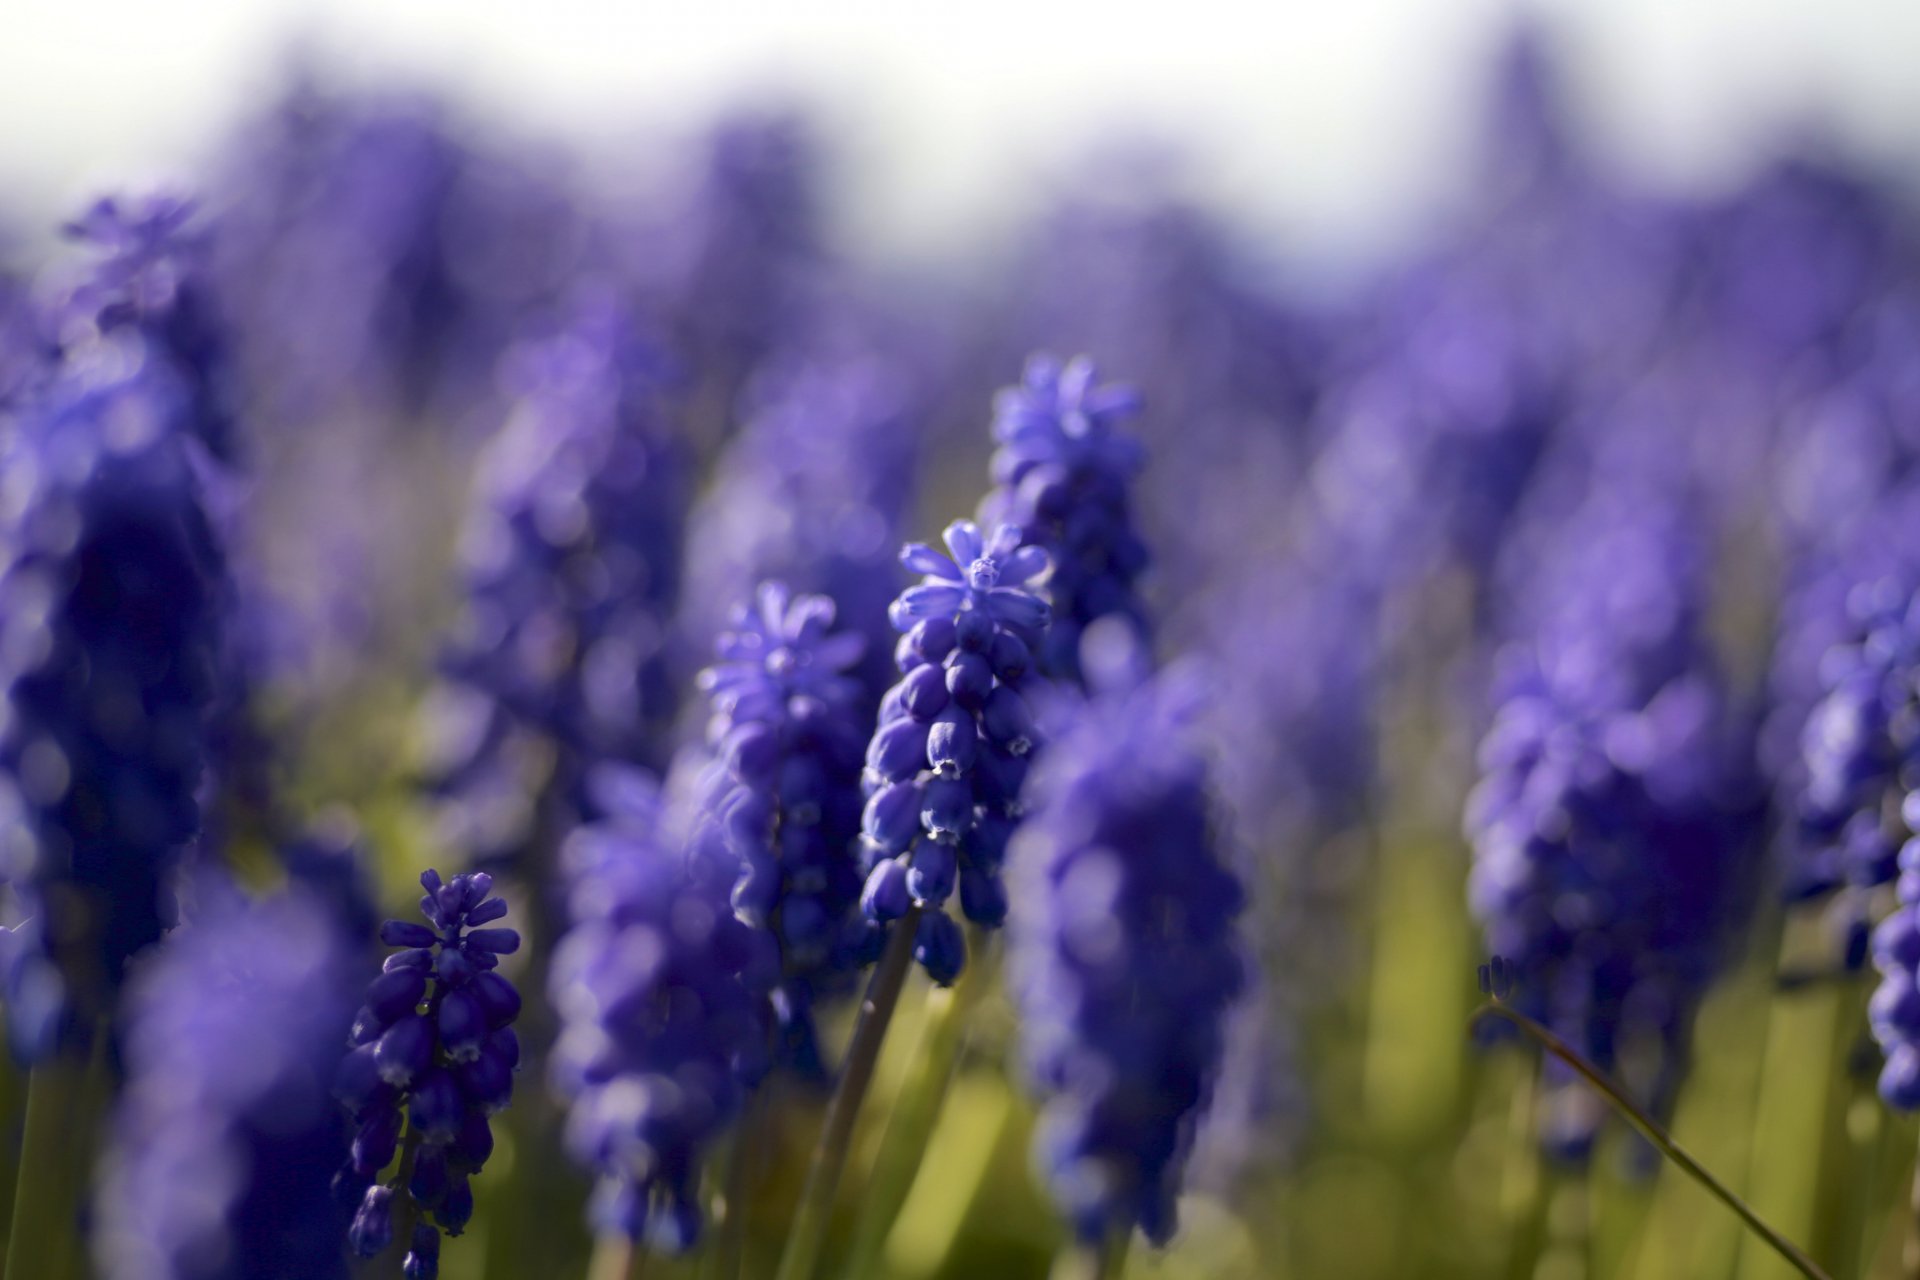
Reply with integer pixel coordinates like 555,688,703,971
549,768,778,1251
860,519,1051,984
1466,668,1754,1158
692,583,876,1074
94,891,356,1280
57,195,242,465
983,355,1149,685
0,328,228,1059
678,340,926,710
1789,578,1920,938
1006,624,1245,1245
336,870,522,1276
426,300,688,873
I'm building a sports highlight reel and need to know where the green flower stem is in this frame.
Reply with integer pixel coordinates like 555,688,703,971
379,1126,424,1280
4,1062,81,1280
1470,1001,1831,1280
843,928,993,1280
773,905,922,1280
5,1029,107,1280
712,1078,771,1280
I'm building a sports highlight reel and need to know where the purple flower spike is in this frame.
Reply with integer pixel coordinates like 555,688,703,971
860,514,1055,983
334,869,519,1271
1006,627,1245,1246
981,354,1150,686
94,893,358,1280
550,768,778,1252
689,584,872,1075
426,299,689,874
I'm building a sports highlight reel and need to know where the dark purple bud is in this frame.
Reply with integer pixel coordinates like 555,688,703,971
350,1007,387,1047
420,869,445,896
967,813,1015,871
384,948,434,974
435,946,474,987
914,911,966,986
488,1027,521,1070
895,631,925,674
465,928,521,956
955,609,994,652
908,842,957,905
866,717,931,783
375,1015,434,1086
450,1112,494,1168
438,988,488,1063
927,708,978,779
352,1103,404,1175
911,616,957,664
364,968,429,1023
458,1044,515,1113
921,777,972,843
470,971,522,1028
1876,909,1920,974
409,1144,450,1209
334,1045,392,1115
989,630,1030,683
959,865,1009,927
726,721,781,787
733,850,782,922
1871,973,1920,1040
350,1184,395,1259
435,1175,474,1236
863,781,923,854
380,920,437,949
403,1224,442,1280
981,685,1036,752
460,872,495,911
945,651,993,705
862,859,912,922
900,664,950,721
466,897,509,926
409,1068,464,1142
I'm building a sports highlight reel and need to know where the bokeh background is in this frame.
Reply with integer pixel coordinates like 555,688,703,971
8,2,1920,1278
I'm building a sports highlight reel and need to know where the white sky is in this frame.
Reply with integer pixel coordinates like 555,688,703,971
4,0,1920,266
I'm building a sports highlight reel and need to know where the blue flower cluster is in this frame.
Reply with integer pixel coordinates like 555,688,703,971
1006,627,1245,1245
1467,469,1759,1158
1466,671,1752,1156
337,869,522,1277
692,584,877,1074
95,890,356,1280
548,768,778,1251
427,301,688,870
1791,578,1920,940
679,341,926,710
983,355,1148,685
859,520,1052,984
58,196,241,465
0,287,228,1060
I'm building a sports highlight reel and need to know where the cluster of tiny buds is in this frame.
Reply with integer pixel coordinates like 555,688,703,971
858,521,1049,983
336,870,522,1278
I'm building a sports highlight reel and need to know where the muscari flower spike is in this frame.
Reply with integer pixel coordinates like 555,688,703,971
95,890,357,1280
336,870,521,1277
548,768,779,1252
692,583,878,1075
984,354,1148,686
0,303,228,1061
1790,577,1920,956
1799,578,1920,1110
859,519,1051,984
427,300,689,873
1005,623,1245,1246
